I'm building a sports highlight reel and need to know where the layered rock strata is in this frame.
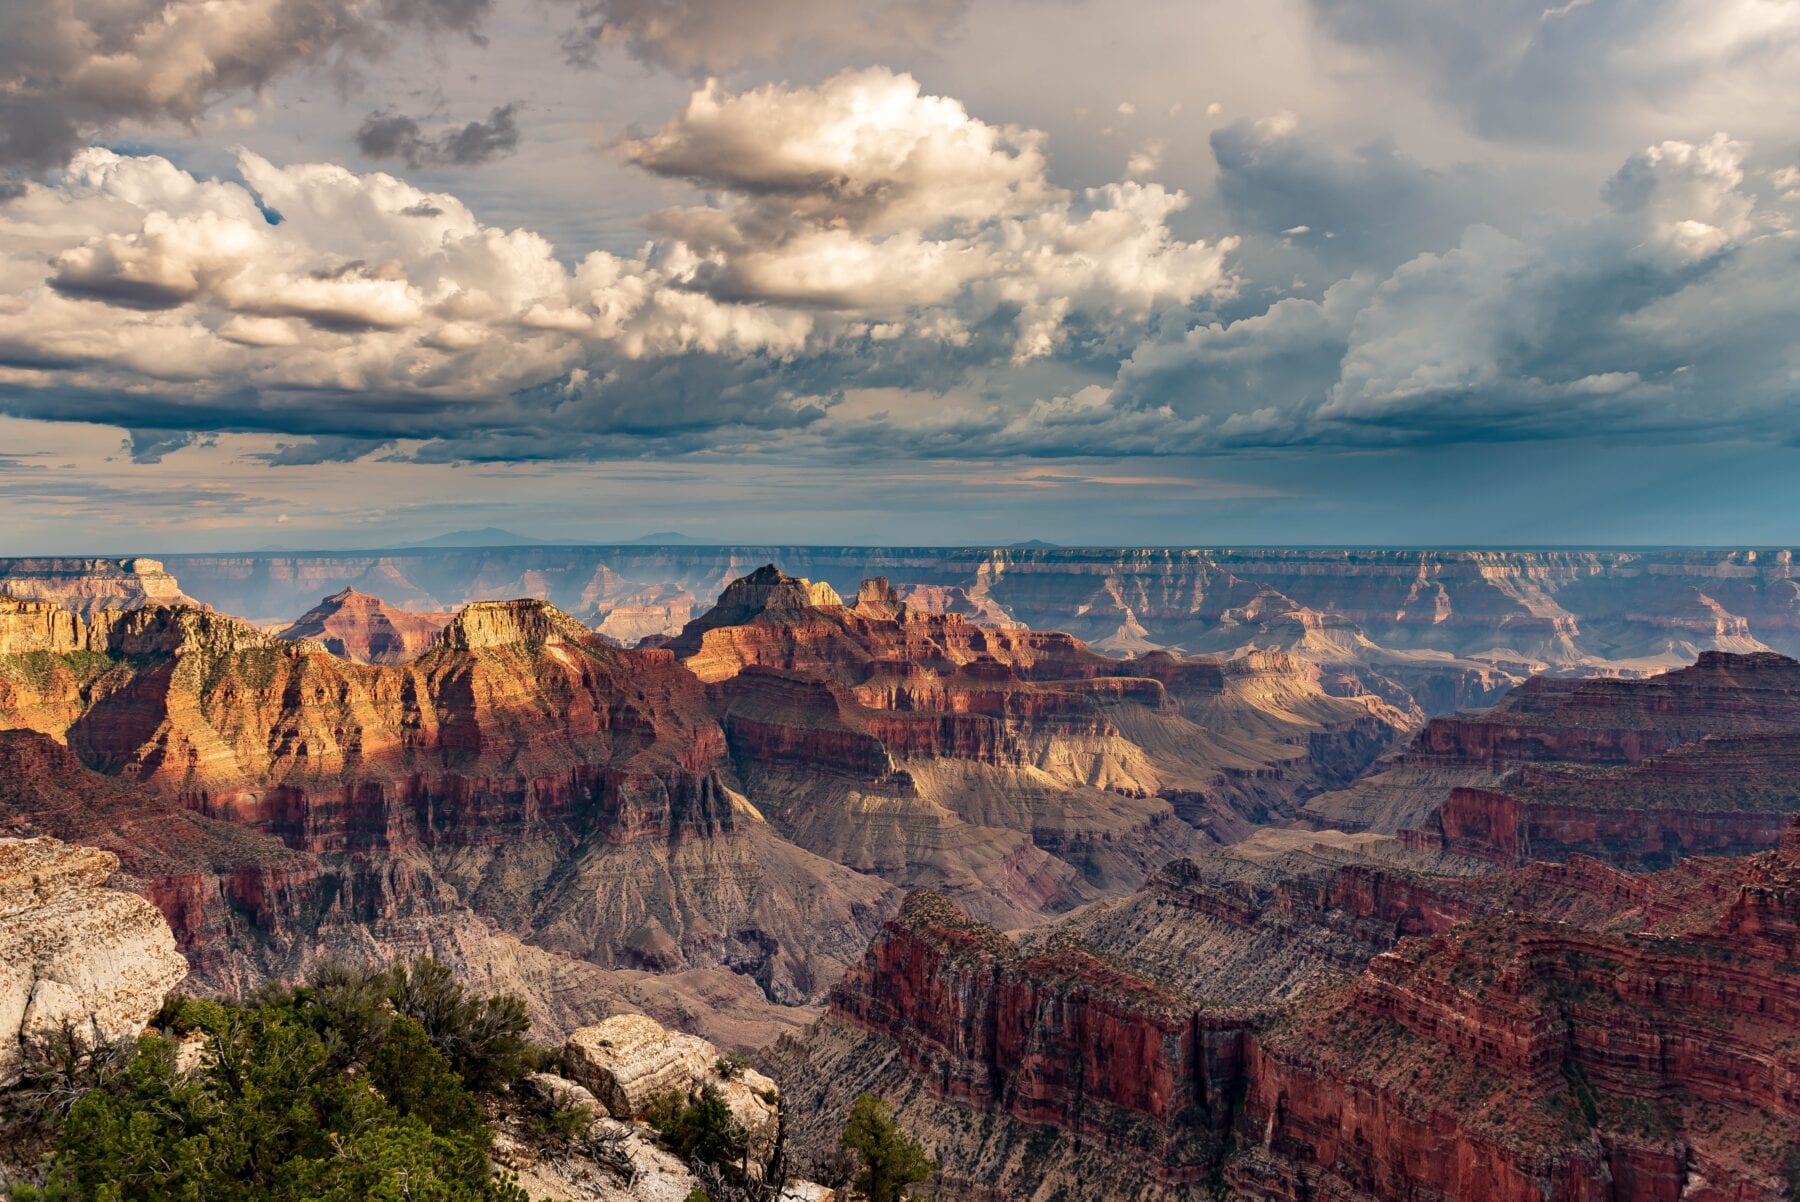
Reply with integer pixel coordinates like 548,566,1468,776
777,826,1800,1200
0,558,196,616
666,567,1410,926
1309,651,1800,865
0,595,894,1043
277,587,453,663
146,546,1800,687
564,1013,780,1170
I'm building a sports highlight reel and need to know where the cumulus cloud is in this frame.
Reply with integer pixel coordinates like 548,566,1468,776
0,73,1238,457
0,147,817,452
559,0,966,72
622,70,1056,232
0,0,492,169
1044,132,1800,454
810,132,1800,460
622,68,1236,360
355,103,521,167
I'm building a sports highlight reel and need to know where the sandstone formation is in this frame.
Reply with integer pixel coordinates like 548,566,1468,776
0,558,196,616
663,566,1411,926
0,595,894,1044
566,1013,719,1119
776,823,1800,1200
1308,650,1800,866
0,837,188,1086
277,587,453,663
137,546,1800,709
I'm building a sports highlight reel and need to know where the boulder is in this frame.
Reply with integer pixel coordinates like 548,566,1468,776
564,1012,781,1172
517,1071,602,1117
564,1013,715,1120
0,837,188,1086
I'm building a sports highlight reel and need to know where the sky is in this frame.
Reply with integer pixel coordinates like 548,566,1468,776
0,0,1798,552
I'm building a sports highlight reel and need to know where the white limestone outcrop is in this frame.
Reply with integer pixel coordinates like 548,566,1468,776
0,837,189,1086
564,1012,781,1170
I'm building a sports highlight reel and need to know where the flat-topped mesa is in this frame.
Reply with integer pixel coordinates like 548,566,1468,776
1417,650,1800,769
278,588,452,664
428,597,602,653
1307,649,1800,845
0,836,189,1086
0,557,197,616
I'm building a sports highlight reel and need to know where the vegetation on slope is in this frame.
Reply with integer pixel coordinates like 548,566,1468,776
13,958,530,1202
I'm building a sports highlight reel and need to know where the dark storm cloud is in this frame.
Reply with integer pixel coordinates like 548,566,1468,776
1209,119,1488,271
0,0,492,169
254,435,396,465
354,103,521,168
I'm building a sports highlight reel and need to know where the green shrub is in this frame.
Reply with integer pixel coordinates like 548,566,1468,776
367,1015,485,1135
16,980,528,1201
527,1099,598,1145
842,1093,936,1202
389,958,531,1093
648,1085,748,1171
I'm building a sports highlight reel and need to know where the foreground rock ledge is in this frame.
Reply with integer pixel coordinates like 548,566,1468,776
565,1013,780,1171
0,836,189,1086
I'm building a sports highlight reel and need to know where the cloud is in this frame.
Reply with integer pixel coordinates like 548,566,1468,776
0,0,493,169
1209,117,1487,269
355,103,521,167
804,132,1800,460
622,68,1236,359
1050,132,1800,454
622,70,1056,232
1,146,818,452
1305,0,1800,141
0,70,1235,458
254,435,396,464
124,429,216,463
559,0,966,72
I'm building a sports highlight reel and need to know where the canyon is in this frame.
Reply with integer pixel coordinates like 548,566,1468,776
0,565,1410,1047
1307,650,1800,867
3,550,1799,1198
7,545,1797,713
775,821,1800,1200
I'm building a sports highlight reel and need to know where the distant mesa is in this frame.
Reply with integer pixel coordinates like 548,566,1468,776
1006,539,1061,548
627,531,712,545
407,527,540,548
